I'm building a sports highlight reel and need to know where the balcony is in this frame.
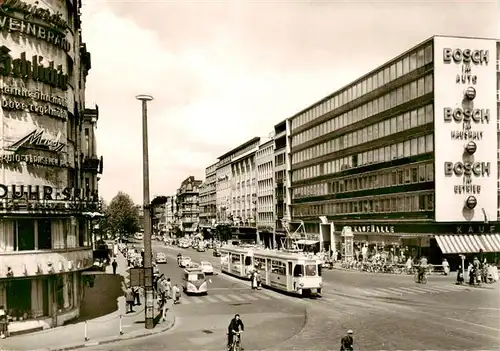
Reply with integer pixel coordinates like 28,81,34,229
82,155,103,174
0,248,93,278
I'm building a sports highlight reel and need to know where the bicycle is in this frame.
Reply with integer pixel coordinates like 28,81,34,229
414,270,428,284
229,331,242,351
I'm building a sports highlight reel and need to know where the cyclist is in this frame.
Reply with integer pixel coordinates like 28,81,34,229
417,256,428,283
227,313,244,350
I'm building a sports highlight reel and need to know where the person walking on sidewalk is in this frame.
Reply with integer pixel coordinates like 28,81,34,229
133,287,141,305
125,287,135,313
112,258,118,275
0,305,9,339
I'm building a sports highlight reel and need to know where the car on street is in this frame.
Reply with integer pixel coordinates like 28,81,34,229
155,252,167,264
200,261,214,274
213,248,221,257
179,256,192,268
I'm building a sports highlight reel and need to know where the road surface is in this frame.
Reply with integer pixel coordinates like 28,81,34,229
86,242,500,350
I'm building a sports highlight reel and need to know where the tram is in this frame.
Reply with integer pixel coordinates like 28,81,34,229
220,246,255,279
253,250,323,296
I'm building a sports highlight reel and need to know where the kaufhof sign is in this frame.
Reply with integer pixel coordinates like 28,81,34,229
434,37,498,222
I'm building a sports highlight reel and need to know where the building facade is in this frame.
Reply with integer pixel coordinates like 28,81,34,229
164,196,177,236
274,120,293,243
199,162,218,228
289,35,500,263
229,138,260,226
176,176,202,235
256,139,275,247
216,159,231,224
0,0,101,332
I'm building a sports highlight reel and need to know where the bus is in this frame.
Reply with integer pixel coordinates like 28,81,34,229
220,246,255,279
182,267,208,295
253,250,323,296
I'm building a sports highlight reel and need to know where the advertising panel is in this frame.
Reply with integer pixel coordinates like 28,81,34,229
0,0,73,187
434,36,498,222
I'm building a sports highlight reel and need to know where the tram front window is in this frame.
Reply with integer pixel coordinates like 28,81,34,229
293,264,304,277
305,264,317,276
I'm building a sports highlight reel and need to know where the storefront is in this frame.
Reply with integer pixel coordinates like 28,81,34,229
335,222,500,264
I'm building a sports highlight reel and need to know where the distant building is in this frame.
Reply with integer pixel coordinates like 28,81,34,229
199,162,218,228
165,196,177,235
176,176,202,235
256,139,275,248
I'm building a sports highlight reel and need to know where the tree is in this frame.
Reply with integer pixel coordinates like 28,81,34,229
105,192,140,238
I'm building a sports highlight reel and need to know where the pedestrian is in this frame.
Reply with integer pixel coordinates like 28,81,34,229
0,305,8,339
124,287,135,313
172,284,181,304
340,329,354,351
251,271,258,290
133,286,141,305
165,278,172,299
112,258,118,275
456,265,464,285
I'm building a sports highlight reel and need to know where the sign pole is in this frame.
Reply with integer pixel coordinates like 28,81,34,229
136,94,154,330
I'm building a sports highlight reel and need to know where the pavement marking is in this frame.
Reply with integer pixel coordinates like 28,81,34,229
385,287,405,295
408,286,433,293
358,288,388,297
392,287,418,294
416,286,447,293
245,294,259,301
214,294,232,302
190,297,204,304
205,295,220,303
227,294,246,302
426,285,459,292
210,287,248,291
257,294,272,300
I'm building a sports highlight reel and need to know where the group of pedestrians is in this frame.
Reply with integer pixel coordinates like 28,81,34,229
154,269,181,322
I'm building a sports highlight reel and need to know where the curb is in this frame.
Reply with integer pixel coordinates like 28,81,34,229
34,316,176,351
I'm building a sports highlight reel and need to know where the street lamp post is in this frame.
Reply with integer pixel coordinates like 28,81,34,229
136,94,154,330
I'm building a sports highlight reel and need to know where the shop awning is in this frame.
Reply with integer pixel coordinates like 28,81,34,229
436,234,500,254
297,239,319,245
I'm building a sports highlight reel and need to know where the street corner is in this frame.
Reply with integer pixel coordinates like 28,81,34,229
47,313,176,351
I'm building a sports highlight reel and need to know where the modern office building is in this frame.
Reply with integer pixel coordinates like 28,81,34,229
199,162,218,229
274,120,293,246
176,176,202,235
289,35,500,262
256,139,275,247
0,0,101,333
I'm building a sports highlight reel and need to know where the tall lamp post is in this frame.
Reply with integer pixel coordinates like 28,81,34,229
136,94,154,329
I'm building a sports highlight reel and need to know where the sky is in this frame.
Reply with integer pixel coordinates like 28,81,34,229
81,0,499,204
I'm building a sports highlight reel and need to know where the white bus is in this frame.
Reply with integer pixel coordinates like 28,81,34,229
220,246,255,279
253,250,323,296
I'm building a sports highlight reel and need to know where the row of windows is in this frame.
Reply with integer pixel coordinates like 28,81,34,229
292,74,434,148
292,101,433,164
293,162,434,199
291,43,433,131
293,133,434,182
292,192,435,217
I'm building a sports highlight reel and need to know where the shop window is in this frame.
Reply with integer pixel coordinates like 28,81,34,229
6,279,31,320
37,219,52,250
15,219,35,251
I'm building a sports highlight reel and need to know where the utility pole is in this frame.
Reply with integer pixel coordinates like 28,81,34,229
136,94,154,329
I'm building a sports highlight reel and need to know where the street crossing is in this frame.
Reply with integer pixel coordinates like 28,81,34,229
356,283,468,298
179,291,283,305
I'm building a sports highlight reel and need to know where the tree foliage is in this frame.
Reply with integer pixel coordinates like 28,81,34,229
105,192,140,237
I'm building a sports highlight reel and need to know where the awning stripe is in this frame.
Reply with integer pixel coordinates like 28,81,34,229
436,234,500,254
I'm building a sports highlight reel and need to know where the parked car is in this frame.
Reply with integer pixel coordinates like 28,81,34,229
200,261,214,275
179,256,192,268
155,252,167,264
213,248,221,257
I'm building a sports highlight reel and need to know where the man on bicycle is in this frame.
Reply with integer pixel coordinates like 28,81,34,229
227,313,244,350
418,256,428,282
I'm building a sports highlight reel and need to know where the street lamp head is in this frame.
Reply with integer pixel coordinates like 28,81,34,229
136,94,154,101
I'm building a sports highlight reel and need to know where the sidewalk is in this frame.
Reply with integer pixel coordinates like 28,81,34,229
1,254,175,351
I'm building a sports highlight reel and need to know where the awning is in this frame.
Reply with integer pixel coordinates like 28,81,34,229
297,239,319,245
435,234,500,254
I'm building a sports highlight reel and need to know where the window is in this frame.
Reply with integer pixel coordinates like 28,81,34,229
293,264,304,277
426,164,434,181
424,44,433,64
15,219,35,251
305,264,318,276
38,219,52,250
84,128,90,156
6,279,32,319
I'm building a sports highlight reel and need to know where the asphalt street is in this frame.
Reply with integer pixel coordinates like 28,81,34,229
85,242,500,350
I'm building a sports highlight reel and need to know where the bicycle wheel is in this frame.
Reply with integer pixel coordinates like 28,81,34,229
421,275,428,284
414,273,420,283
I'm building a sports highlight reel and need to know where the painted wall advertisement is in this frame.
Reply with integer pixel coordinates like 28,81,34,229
434,37,498,222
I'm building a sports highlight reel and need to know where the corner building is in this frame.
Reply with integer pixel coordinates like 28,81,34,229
0,0,101,332
290,35,500,264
